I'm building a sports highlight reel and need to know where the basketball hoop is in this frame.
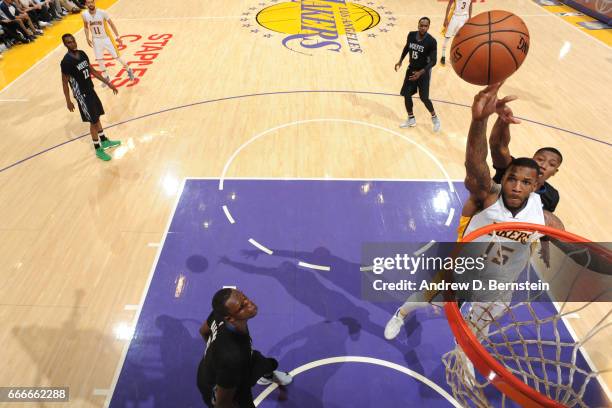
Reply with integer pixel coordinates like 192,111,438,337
442,222,612,407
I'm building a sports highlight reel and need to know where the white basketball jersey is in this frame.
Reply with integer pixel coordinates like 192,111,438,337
83,9,111,40
453,0,472,17
464,186,545,287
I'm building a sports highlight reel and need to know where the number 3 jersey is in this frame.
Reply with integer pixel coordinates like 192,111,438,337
458,184,545,300
61,50,95,96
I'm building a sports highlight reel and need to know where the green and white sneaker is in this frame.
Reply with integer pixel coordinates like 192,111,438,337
101,139,121,150
96,147,112,161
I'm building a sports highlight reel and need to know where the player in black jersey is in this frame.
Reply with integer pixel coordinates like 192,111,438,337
197,288,292,408
395,17,441,132
60,33,121,162
488,101,562,212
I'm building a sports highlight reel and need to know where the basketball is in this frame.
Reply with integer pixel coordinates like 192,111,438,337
450,10,530,85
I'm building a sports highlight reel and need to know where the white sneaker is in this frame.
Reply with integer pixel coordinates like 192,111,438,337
39,21,51,27
257,371,293,386
384,308,406,340
432,115,441,132
399,117,416,128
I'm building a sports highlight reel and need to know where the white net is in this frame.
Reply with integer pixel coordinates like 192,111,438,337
442,229,612,408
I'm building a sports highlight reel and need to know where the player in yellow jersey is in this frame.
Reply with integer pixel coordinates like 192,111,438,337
82,0,134,85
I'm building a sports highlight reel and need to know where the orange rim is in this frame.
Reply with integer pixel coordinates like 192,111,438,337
445,222,590,408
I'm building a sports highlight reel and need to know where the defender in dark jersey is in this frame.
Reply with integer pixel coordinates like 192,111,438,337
197,289,292,408
395,17,441,132
488,101,562,212
60,33,121,161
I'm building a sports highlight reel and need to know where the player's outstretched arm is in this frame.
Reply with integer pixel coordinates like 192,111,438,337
489,92,520,169
465,84,500,204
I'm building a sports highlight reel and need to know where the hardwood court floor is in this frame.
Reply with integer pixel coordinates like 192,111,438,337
0,0,610,406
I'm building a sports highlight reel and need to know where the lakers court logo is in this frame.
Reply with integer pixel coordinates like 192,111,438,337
241,0,396,55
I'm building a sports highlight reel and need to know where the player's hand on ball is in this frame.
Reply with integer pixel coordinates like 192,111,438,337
66,101,75,112
472,82,505,121
394,62,401,72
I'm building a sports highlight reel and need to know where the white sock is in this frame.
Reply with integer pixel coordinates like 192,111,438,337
398,292,429,316
442,37,450,57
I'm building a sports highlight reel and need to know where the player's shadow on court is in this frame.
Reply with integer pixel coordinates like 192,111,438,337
255,319,359,408
109,314,205,407
341,94,405,123
219,255,430,372
10,289,119,408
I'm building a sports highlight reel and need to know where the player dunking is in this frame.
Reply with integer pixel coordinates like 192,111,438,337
383,82,564,340
395,17,441,132
82,0,134,85
61,34,121,162
440,0,473,65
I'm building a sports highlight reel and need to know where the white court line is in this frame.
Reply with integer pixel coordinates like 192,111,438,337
123,304,139,311
523,0,611,50
552,303,612,402
104,178,186,408
188,176,461,182
413,240,436,256
147,242,160,247
218,120,458,210
248,238,273,255
93,389,109,396
0,99,29,102
298,261,331,271
445,207,456,227
253,356,462,407
222,205,236,224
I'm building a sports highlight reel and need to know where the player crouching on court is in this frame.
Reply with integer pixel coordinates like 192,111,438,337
61,33,121,161
198,288,292,408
